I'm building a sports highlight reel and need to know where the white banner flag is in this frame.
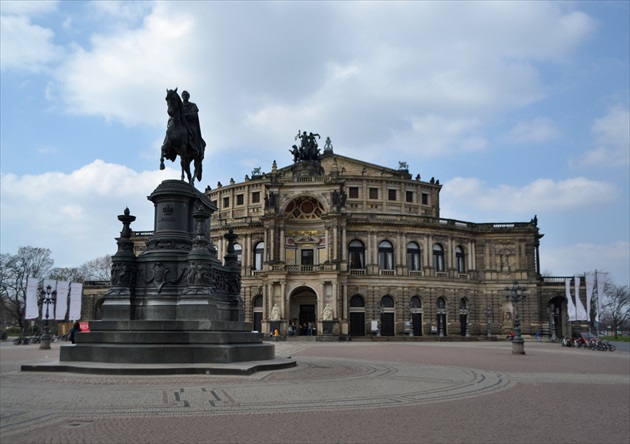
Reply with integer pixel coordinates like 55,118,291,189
574,276,588,321
585,272,595,321
596,271,607,323
42,279,57,321
55,281,69,320
565,278,576,321
69,282,83,320
25,277,40,319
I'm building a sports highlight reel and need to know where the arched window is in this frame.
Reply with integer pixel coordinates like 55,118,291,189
437,297,446,309
378,241,394,270
410,296,422,308
460,298,468,310
348,240,365,269
407,242,421,271
350,295,365,307
253,295,263,307
234,243,242,266
433,243,444,272
254,242,265,270
456,246,465,273
381,295,395,307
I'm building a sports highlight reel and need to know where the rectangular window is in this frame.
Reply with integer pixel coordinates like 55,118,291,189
406,191,413,203
422,193,429,205
388,189,397,201
369,188,379,199
251,191,260,203
349,187,359,199
211,200,217,208
223,197,229,208
236,194,244,206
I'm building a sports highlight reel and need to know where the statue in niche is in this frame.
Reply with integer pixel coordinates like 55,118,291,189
323,304,333,321
270,304,281,321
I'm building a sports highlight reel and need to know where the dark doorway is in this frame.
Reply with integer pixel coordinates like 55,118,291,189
437,313,447,335
350,312,365,336
299,304,315,334
460,313,468,336
412,313,422,336
381,313,395,336
253,312,262,333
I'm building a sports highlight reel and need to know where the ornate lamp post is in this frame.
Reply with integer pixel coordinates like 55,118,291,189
505,280,527,355
376,304,383,337
550,306,558,343
465,308,472,338
39,285,57,350
485,304,492,337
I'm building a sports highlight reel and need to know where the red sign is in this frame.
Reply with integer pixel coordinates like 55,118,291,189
79,322,90,332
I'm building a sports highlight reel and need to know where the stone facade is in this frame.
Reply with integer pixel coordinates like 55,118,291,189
84,149,579,339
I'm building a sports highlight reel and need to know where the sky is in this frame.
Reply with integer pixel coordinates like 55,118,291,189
1,1,628,287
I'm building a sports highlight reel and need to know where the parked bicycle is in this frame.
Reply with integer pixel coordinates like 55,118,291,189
13,336,31,345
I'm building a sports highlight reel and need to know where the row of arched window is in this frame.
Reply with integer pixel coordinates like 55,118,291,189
350,240,466,273
350,295,469,310
234,240,466,273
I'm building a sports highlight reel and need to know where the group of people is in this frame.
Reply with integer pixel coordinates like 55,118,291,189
287,321,316,336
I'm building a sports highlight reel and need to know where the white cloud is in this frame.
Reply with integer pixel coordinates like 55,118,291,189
541,241,630,286
0,1,59,16
0,161,182,267
40,2,596,158
0,15,64,72
577,106,630,167
502,117,561,144
441,176,619,219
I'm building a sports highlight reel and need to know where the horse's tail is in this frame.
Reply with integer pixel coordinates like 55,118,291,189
195,159,202,182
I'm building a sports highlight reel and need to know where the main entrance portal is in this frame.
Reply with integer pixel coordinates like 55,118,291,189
290,286,318,336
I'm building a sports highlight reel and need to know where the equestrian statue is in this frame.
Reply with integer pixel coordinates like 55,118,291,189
160,88,206,185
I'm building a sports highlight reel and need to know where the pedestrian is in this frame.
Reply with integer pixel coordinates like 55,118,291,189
535,331,541,341
69,321,81,344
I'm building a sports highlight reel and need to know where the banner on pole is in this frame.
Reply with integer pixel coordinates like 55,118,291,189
69,282,83,320
574,276,588,321
55,281,70,320
25,277,40,320
596,271,607,323
565,278,576,321
585,272,595,322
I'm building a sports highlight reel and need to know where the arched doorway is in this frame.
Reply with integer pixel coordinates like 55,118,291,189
410,296,423,336
252,295,263,333
437,297,447,336
290,286,318,336
459,298,469,336
380,295,395,336
549,296,564,339
349,295,366,336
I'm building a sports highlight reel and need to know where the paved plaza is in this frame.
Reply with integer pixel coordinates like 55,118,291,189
1,339,629,444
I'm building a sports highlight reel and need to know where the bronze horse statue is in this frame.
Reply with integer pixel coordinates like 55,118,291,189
160,88,204,184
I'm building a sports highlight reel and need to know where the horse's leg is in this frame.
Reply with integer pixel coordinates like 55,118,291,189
180,159,185,181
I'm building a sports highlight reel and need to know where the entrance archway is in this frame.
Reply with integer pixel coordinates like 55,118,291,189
252,295,263,333
290,286,318,336
549,296,564,339
380,295,395,336
349,295,366,336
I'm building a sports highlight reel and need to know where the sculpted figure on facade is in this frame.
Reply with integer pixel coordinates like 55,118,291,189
323,304,333,321
270,304,281,321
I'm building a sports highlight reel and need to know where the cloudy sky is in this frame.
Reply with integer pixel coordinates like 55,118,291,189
1,1,628,286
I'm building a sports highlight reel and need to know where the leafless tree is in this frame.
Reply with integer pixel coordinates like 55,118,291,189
78,255,112,282
601,282,630,338
0,247,54,329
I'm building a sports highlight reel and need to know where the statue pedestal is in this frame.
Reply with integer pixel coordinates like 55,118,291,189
322,321,335,336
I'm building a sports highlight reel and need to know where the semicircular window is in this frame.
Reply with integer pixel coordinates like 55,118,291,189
285,196,325,220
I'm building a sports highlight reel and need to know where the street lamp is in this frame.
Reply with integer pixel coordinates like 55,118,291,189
39,285,56,350
465,308,472,338
376,304,383,337
485,304,492,338
505,280,527,355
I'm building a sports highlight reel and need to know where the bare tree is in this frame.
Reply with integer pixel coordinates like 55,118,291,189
0,247,54,329
48,267,85,283
78,255,112,282
601,282,630,338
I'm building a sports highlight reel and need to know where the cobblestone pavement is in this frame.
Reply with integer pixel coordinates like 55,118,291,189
1,340,628,444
